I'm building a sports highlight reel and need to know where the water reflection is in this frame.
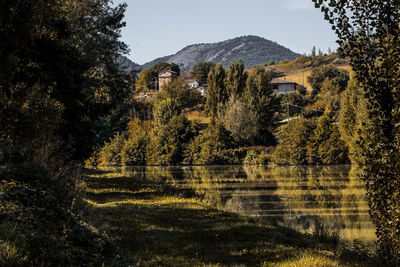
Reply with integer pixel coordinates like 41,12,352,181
118,165,375,246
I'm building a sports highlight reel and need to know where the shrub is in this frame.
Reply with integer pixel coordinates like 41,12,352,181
121,130,148,166
147,114,198,165
185,121,234,165
97,133,126,166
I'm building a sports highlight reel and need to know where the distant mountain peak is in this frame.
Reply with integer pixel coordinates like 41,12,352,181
119,36,301,74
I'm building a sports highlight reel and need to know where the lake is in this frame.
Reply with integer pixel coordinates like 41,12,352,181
110,165,376,247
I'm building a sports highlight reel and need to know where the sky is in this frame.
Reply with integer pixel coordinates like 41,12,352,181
112,0,338,65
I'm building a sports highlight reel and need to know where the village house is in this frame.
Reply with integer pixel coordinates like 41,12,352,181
197,84,209,96
271,78,297,94
158,70,178,91
184,79,200,89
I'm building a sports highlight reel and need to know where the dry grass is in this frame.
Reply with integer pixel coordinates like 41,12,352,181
185,110,210,125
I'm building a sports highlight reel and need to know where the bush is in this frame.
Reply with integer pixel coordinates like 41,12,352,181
243,148,273,165
97,133,126,166
147,114,198,165
185,121,234,165
307,65,349,92
272,118,317,165
121,130,148,166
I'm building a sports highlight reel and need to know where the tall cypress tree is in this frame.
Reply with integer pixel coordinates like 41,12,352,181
205,63,227,118
226,59,248,99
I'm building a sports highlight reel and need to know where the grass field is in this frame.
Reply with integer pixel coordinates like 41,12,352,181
283,65,352,89
83,168,378,266
185,109,210,125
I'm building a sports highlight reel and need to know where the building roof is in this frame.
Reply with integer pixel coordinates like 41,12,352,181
271,78,297,85
158,70,178,77
184,79,198,84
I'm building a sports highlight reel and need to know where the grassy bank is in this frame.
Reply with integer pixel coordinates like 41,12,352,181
84,168,378,266
0,168,124,266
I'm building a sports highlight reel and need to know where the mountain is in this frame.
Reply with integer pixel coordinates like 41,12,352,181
116,55,142,73
141,35,301,73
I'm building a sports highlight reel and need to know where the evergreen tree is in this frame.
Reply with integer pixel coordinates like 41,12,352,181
205,63,227,118
307,108,348,165
244,67,280,144
225,59,248,99
190,61,215,85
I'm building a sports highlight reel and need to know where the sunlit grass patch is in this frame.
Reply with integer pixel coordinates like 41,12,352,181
263,249,340,267
85,196,205,208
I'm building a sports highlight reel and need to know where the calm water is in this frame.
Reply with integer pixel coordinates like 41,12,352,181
116,165,376,246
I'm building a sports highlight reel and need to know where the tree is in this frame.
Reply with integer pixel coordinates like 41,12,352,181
313,0,400,261
152,98,180,129
186,120,234,165
0,0,131,161
225,59,248,99
136,62,180,91
156,78,202,110
244,67,280,144
272,118,316,165
311,46,317,57
190,61,215,85
307,65,349,92
339,78,368,162
147,114,198,165
307,108,348,165
205,63,227,118
222,98,259,145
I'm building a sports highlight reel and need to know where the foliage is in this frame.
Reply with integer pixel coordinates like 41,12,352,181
225,59,248,99
339,78,368,163
136,62,180,91
272,118,317,165
205,63,228,118
0,0,132,160
186,121,235,165
244,67,280,145
313,0,400,262
243,149,272,165
97,133,126,166
152,98,181,129
307,65,349,92
279,92,308,117
0,179,124,266
319,78,341,112
156,78,203,110
121,130,149,166
222,98,259,145
307,108,348,165
190,61,215,85
147,115,198,165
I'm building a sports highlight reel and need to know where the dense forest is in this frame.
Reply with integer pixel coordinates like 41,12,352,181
1,0,399,265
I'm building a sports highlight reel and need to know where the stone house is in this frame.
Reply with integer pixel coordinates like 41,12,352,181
158,70,179,91
271,78,297,94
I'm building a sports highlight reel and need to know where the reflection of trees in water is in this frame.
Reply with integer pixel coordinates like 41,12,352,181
270,165,373,243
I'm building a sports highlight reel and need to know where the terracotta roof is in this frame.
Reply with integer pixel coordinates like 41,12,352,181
270,78,297,85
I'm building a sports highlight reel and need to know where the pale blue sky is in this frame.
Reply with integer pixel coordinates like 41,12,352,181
112,0,338,65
